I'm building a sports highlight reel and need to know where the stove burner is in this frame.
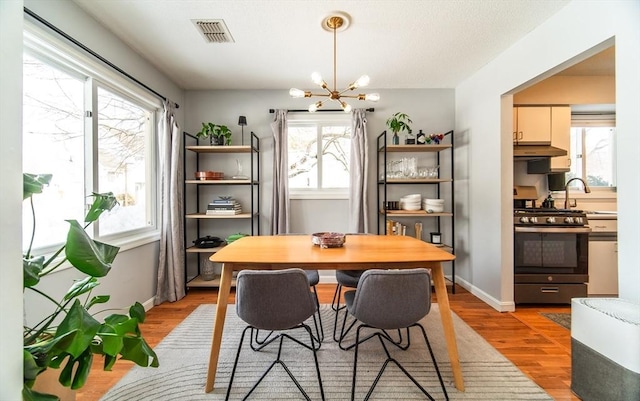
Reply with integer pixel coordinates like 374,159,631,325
514,208,588,227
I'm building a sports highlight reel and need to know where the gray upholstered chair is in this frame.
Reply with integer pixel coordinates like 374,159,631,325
251,268,323,350
226,269,325,401
344,269,448,401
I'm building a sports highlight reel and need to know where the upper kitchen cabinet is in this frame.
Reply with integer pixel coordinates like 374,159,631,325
513,106,552,145
550,106,571,172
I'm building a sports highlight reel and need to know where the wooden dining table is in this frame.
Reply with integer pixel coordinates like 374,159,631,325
205,234,464,393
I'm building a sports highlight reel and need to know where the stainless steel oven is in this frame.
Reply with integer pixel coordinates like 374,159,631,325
514,209,591,304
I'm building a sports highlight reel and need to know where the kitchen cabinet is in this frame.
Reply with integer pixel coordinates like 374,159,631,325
550,106,571,172
183,132,260,289
376,130,456,292
588,217,618,296
513,106,552,145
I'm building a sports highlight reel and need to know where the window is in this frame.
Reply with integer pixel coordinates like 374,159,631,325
568,114,616,189
287,114,351,197
22,25,159,253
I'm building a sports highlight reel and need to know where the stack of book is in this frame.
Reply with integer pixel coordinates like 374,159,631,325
206,198,242,216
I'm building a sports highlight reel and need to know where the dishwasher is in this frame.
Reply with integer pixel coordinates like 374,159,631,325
587,216,618,296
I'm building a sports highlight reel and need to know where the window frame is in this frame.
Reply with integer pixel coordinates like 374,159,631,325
287,113,352,200
23,21,162,254
569,113,617,193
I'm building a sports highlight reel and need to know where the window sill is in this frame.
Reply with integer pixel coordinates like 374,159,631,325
290,191,349,200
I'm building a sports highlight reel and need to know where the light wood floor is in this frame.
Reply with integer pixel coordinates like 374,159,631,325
77,284,577,401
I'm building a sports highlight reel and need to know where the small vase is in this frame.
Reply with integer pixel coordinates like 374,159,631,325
200,257,217,281
232,159,249,180
392,132,399,145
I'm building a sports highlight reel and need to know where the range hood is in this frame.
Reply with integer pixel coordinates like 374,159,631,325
513,145,567,159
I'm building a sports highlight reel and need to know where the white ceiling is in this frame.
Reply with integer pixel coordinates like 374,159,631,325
71,0,573,91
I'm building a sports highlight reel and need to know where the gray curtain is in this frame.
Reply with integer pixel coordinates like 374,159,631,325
349,109,369,233
155,100,185,304
270,109,290,234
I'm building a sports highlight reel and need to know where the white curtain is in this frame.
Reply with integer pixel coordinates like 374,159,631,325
155,100,185,304
270,109,290,234
349,109,369,233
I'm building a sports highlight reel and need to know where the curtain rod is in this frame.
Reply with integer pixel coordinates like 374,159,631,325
23,7,179,109
269,108,375,113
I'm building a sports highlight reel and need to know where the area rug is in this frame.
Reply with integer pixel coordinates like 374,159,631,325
101,305,552,400
540,312,571,330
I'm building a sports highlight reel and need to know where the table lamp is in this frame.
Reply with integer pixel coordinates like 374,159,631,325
238,116,247,145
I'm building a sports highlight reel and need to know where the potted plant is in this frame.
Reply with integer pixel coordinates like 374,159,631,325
22,173,158,401
197,122,232,146
386,112,413,144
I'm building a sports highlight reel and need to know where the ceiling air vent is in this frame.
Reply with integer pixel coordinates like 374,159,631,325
192,19,235,43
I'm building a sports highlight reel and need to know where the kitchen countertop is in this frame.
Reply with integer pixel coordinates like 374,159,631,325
585,211,617,220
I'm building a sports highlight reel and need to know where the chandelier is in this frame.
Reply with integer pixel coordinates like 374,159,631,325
289,13,380,113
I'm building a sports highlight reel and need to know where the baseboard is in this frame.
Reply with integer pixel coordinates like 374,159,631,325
142,296,156,311
450,276,516,312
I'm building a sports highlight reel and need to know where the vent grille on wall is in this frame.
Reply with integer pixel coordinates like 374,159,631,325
192,19,234,43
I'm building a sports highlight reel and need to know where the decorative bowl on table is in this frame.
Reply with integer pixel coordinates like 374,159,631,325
195,171,224,180
311,232,346,248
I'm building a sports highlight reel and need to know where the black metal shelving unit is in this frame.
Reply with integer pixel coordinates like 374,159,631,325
182,132,260,289
376,130,456,292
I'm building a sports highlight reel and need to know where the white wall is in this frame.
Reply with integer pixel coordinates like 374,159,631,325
1,1,26,399
455,0,640,310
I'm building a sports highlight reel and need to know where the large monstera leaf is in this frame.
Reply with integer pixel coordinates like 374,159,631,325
64,220,119,277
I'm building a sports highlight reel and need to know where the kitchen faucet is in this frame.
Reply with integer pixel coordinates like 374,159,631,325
564,177,591,209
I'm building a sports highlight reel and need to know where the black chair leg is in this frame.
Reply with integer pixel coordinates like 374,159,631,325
311,285,324,343
351,323,448,401
417,324,449,401
227,324,325,401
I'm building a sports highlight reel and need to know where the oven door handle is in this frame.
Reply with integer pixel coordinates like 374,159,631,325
514,226,592,234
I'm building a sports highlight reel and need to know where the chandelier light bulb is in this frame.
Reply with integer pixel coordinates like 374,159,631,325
354,75,370,88
311,72,324,85
309,101,322,112
340,100,352,113
289,88,306,98
364,93,380,102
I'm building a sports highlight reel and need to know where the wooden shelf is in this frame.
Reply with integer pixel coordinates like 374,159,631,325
186,145,252,154
382,210,453,218
431,243,454,253
186,245,225,253
186,275,236,288
185,213,256,219
378,144,452,153
185,179,254,185
380,178,452,184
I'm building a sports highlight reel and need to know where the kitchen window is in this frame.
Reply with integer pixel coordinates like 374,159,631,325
287,113,351,198
22,25,160,254
568,113,616,189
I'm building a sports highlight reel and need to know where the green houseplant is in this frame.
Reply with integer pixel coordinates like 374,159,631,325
197,122,232,146
22,173,158,401
386,112,413,144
